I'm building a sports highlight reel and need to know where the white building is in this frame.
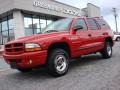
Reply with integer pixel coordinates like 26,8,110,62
81,3,101,17
0,0,101,52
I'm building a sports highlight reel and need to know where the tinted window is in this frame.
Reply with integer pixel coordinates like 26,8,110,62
0,14,15,45
40,18,47,31
8,15,14,30
24,16,32,28
2,17,8,31
74,19,87,30
9,30,15,41
0,32,2,45
97,19,111,29
24,14,56,36
2,31,8,44
42,18,72,33
87,18,99,30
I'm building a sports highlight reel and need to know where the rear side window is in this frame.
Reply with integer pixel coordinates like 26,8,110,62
87,18,99,30
74,18,87,30
97,19,111,29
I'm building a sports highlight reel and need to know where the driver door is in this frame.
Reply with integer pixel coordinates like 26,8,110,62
71,18,93,57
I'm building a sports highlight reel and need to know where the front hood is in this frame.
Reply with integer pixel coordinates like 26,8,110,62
7,32,69,44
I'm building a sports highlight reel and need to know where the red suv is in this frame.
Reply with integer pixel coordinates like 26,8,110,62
3,17,114,76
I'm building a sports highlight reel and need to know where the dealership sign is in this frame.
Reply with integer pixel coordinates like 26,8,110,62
33,0,81,16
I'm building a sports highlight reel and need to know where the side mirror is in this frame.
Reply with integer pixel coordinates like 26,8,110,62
74,25,83,31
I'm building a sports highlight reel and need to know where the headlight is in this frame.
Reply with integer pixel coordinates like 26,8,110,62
25,43,42,52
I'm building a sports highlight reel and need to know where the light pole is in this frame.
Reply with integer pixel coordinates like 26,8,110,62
112,8,118,33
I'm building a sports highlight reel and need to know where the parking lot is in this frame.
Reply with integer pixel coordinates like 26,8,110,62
0,57,9,70
0,42,120,90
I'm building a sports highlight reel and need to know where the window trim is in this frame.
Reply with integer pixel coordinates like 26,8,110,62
0,14,14,45
74,18,88,31
97,19,111,30
87,18,99,30
93,19,101,30
0,20,2,45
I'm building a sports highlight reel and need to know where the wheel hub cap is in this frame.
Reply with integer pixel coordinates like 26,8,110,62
55,55,67,72
107,44,112,56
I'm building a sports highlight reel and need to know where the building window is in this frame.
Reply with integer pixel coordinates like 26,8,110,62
40,18,47,32
8,15,14,30
0,14,15,45
47,20,53,25
2,17,8,31
24,14,55,36
0,33,2,45
0,22,2,45
33,16,40,34
24,16,32,28
24,15,33,36
9,30,15,41
2,31,8,44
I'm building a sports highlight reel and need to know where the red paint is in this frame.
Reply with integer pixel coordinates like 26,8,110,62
3,17,114,69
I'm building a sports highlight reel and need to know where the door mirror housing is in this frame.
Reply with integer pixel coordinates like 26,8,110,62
74,25,83,31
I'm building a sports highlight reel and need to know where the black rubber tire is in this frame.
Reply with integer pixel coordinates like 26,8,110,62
101,42,112,59
17,68,32,73
47,49,69,77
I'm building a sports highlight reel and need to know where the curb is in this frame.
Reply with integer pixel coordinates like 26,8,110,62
0,68,10,72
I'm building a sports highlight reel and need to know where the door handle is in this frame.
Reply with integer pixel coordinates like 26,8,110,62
88,34,92,37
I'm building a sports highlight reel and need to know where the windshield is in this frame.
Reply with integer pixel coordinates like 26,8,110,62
41,18,73,34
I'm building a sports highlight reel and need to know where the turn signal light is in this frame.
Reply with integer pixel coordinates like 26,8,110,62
25,47,42,52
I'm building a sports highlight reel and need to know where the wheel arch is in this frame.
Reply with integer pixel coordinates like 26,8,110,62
47,42,71,58
105,37,114,46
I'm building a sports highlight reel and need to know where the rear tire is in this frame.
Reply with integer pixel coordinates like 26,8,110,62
17,68,32,73
47,49,69,77
101,42,112,59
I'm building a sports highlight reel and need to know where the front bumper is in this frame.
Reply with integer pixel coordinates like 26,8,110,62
3,50,47,69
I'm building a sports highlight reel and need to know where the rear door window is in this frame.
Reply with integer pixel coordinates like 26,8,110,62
87,18,99,30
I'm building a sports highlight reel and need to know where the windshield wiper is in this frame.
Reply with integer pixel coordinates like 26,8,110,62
37,32,42,34
44,30,58,33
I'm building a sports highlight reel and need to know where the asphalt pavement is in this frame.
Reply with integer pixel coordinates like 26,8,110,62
0,42,120,90
0,57,9,70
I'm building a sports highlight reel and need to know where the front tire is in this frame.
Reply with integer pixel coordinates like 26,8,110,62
47,49,69,77
101,42,112,59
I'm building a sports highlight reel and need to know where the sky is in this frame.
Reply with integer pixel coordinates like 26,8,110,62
57,0,120,32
